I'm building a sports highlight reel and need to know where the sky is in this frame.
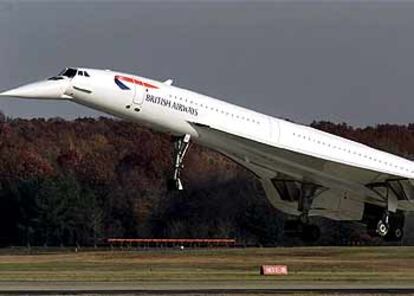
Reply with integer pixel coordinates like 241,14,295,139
0,1,414,126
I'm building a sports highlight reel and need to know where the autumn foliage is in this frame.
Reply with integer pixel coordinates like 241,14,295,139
0,114,413,246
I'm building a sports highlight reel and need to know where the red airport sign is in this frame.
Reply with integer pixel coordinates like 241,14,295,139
260,265,288,275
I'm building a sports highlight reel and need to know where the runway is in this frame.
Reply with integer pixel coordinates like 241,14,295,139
0,247,413,295
0,282,414,295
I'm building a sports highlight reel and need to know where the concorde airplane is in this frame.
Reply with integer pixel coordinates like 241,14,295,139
1,67,413,242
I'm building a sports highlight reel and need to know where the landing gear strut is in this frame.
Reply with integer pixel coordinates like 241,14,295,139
298,183,320,217
285,183,323,243
168,134,191,191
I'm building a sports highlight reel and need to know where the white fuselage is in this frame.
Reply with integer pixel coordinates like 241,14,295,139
69,68,414,181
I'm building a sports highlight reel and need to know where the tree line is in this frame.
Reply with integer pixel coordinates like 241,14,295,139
0,113,413,246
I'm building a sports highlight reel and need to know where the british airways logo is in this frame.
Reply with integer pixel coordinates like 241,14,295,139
114,77,130,90
114,75,159,90
114,75,198,116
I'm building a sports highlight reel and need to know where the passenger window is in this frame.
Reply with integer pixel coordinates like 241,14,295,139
84,72,90,77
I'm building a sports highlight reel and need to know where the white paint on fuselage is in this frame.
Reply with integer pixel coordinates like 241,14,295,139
69,68,414,184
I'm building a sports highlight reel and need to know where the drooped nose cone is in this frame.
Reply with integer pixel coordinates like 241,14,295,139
0,80,69,99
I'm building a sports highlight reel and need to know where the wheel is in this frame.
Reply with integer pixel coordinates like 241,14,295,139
393,227,404,241
384,226,404,242
366,210,405,240
301,224,320,242
376,220,389,237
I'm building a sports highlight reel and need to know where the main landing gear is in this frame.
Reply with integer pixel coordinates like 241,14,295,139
364,204,405,242
365,181,406,242
167,134,191,191
285,183,323,242
368,211,405,242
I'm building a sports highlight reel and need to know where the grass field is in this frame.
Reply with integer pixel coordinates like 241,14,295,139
0,247,412,285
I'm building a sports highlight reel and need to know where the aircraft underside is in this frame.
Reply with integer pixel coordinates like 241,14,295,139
167,130,412,243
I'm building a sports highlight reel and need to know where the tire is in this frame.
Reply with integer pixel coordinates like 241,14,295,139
384,227,404,242
376,220,389,237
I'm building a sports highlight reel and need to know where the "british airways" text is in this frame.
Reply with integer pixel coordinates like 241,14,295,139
145,94,198,116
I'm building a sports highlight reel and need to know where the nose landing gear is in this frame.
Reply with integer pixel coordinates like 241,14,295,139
167,134,191,191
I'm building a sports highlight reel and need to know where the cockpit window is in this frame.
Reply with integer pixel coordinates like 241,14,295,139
48,68,90,81
59,68,77,78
